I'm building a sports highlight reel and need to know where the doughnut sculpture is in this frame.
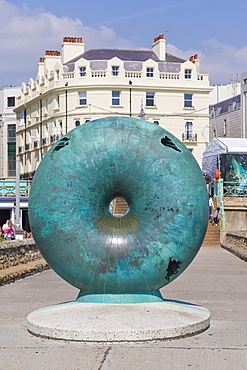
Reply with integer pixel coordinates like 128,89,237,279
29,116,208,303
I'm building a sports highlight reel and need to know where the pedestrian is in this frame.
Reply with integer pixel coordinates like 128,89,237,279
211,207,220,226
3,220,15,240
209,197,214,219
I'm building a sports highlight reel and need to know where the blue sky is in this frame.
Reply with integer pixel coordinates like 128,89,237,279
1,0,247,87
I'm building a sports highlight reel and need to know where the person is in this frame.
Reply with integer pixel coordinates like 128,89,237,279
203,171,212,197
211,207,220,226
3,220,15,240
209,197,214,219
2,220,9,232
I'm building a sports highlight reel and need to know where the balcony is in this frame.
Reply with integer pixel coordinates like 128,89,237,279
182,133,197,142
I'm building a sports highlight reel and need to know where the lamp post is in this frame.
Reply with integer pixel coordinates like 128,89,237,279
0,118,4,179
65,82,68,133
129,81,132,117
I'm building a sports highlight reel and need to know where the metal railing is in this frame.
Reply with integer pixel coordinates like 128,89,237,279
0,180,31,196
222,181,247,197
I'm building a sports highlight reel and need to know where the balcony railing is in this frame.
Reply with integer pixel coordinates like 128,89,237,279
125,72,142,78
25,143,30,151
159,73,180,80
182,133,197,142
91,71,106,77
62,72,74,79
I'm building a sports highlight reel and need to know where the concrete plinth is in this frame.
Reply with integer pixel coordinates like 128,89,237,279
27,301,210,342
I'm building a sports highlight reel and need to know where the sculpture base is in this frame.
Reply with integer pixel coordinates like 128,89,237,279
76,290,164,303
27,301,210,342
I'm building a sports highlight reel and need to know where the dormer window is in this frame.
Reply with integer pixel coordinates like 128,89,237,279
146,68,154,77
112,66,119,76
185,69,192,79
79,67,86,77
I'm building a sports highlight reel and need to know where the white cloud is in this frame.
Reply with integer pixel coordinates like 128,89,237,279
167,40,247,85
0,0,134,86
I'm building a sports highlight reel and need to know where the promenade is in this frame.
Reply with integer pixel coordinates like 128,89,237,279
1,246,247,370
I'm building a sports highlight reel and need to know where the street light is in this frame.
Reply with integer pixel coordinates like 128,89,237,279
129,81,132,117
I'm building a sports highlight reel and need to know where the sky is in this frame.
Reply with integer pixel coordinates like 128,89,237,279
1,0,247,88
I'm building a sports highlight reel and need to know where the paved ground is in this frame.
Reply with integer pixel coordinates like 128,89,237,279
0,247,247,370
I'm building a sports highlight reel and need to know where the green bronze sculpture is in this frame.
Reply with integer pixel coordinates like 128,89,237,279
29,116,208,303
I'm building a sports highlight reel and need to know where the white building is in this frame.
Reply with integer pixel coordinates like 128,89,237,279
209,81,240,105
0,86,21,179
209,72,247,140
15,34,212,179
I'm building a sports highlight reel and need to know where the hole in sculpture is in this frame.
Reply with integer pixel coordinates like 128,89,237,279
165,258,181,281
109,197,129,217
161,136,181,152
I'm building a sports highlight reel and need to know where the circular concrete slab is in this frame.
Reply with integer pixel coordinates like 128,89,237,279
27,301,210,342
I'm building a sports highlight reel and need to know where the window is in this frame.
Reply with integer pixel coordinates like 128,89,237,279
56,70,59,80
112,91,120,105
146,92,155,106
185,121,193,141
59,121,63,137
153,120,160,125
185,69,192,79
7,96,15,107
112,66,119,76
236,100,241,109
55,94,60,109
79,67,86,77
224,119,227,136
79,91,87,105
146,68,154,77
228,103,234,111
184,93,193,108
74,119,80,127
8,155,16,177
8,124,16,142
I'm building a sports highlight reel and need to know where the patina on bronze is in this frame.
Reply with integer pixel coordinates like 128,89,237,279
28,116,208,303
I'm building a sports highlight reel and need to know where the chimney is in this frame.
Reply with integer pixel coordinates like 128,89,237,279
61,37,84,64
152,34,166,61
37,57,45,76
189,54,200,73
43,50,61,71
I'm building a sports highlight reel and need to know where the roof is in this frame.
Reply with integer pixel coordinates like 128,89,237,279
203,137,247,157
217,137,247,153
67,49,186,64
210,94,240,115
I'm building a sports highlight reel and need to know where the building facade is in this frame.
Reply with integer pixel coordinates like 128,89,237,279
15,35,212,179
209,72,247,140
0,86,21,179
